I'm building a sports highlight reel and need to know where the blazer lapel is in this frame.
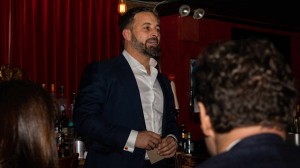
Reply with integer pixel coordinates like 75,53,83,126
156,73,169,136
115,55,146,129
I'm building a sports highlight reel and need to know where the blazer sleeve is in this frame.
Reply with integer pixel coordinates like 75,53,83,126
73,61,132,152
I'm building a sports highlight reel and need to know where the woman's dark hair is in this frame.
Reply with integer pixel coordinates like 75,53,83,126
194,38,298,133
0,80,59,168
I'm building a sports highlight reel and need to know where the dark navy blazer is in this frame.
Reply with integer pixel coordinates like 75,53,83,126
197,133,300,168
74,54,180,168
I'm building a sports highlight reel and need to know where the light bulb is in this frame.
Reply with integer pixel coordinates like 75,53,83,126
193,8,205,19
118,0,127,15
179,5,191,17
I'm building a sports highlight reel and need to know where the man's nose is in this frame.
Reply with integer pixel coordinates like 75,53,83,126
151,29,159,38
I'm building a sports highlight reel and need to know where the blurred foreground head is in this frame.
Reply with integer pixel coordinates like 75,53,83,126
0,80,59,168
194,38,298,133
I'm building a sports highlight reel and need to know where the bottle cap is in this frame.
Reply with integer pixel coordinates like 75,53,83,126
187,132,191,138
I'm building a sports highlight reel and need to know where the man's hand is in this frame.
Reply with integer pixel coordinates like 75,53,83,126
135,131,162,150
157,136,177,158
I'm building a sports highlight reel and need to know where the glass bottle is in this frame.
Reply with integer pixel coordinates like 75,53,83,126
57,85,69,156
57,122,67,158
41,83,46,90
68,92,76,154
180,123,187,152
295,105,300,134
50,83,56,98
185,132,194,155
74,136,85,160
189,90,194,113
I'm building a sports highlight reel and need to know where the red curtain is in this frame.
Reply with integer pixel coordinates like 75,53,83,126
0,0,10,64
4,0,122,104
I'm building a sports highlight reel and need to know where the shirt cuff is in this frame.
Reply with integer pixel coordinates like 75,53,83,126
167,134,178,148
123,130,138,153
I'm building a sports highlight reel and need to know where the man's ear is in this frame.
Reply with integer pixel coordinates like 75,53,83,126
122,29,131,41
198,102,214,137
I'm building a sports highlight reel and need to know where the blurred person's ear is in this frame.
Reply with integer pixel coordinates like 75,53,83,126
198,102,217,155
198,102,214,137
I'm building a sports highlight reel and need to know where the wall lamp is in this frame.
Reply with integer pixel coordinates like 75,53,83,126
118,0,127,15
179,4,205,19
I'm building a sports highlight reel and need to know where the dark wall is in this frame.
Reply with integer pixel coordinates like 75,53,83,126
231,28,291,64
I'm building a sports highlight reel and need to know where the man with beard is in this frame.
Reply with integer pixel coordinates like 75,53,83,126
74,7,180,168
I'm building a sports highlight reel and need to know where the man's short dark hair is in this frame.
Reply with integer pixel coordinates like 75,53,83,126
118,7,159,33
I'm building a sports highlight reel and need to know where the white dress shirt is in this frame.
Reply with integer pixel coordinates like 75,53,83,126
122,50,164,154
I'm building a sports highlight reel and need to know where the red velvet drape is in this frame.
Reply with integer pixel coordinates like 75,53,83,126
0,0,10,64
4,0,122,105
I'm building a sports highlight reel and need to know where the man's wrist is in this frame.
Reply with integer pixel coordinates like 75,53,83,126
167,134,178,148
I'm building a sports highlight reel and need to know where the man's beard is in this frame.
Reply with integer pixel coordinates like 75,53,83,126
131,34,160,59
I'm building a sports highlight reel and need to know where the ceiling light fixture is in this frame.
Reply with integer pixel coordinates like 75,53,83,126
179,4,205,19
179,5,191,17
193,8,205,19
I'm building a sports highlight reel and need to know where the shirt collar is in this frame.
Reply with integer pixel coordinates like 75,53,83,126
225,139,241,151
122,50,157,70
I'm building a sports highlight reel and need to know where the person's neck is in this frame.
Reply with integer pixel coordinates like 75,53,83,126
215,126,286,154
125,47,151,74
